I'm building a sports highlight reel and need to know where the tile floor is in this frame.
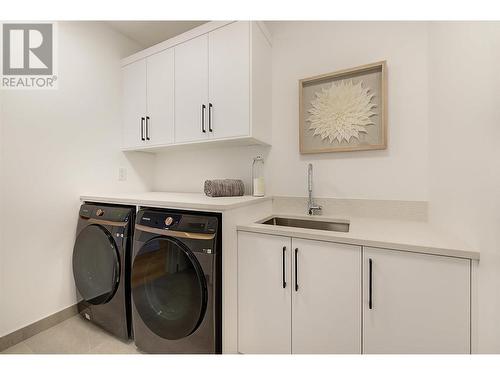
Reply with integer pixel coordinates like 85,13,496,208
1,315,141,354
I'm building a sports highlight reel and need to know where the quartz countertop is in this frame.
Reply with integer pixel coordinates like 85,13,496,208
237,213,479,260
80,192,272,212
80,193,478,259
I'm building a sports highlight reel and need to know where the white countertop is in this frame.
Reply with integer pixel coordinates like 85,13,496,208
80,192,478,259
237,213,479,260
81,192,271,211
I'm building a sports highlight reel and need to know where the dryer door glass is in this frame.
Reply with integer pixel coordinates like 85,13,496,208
132,237,207,340
72,224,120,305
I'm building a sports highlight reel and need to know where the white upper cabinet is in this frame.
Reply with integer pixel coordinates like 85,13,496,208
291,238,361,354
122,49,174,148
174,34,209,143
122,59,147,148
146,48,175,146
363,248,470,354
208,21,250,139
121,21,272,151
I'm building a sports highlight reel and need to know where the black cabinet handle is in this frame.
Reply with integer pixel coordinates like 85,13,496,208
282,246,286,289
140,117,145,141
369,258,373,310
145,116,150,140
294,248,299,292
208,103,213,132
201,104,206,133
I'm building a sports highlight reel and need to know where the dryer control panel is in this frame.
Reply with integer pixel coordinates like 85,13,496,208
79,204,132,223
137,210,218,234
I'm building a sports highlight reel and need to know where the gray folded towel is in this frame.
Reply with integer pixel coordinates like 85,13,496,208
204,179,245,197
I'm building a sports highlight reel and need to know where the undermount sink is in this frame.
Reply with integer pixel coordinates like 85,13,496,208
261,216,350,233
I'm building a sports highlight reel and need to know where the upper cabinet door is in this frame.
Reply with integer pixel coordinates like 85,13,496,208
146,49,174,146
208,22,250,139
363,248,470,354
174,34,209,143
238,232,292,354
291,238,362,354
122,59,147,148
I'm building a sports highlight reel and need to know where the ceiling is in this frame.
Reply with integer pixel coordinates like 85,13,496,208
106,21,208,49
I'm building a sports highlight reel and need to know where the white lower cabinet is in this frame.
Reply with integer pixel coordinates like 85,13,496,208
237,232,361,354
238,232,292,354
363,247,471,354
292,238,361,354
237,231,473,354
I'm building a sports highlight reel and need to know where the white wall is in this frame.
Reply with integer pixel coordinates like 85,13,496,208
428,22,500,353
0,22,153,337
153,145,270,194
268,21,429,200
153,22,430,201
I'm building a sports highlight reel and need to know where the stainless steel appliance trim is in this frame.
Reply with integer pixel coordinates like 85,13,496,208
135,224,215,240
86,218,128,227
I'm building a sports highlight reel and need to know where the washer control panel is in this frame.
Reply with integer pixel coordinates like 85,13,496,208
79,204,131,223
138,210,218,234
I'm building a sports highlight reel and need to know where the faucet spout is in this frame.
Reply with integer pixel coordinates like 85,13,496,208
308,163,313,193
307,163,322,216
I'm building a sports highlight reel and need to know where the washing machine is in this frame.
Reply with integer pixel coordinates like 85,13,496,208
131,208,222,353
72,203,135,340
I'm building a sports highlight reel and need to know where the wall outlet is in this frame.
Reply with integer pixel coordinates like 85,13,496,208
118,167,127,181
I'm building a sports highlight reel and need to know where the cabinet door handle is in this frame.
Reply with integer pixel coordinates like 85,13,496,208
294,248,299,292
369,258,373,310
282,246,287,289
145,116,150,140
201,104,206,133
208,103,213,132
140,117,145,141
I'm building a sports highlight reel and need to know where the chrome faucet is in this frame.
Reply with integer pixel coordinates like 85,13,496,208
307,163,322,215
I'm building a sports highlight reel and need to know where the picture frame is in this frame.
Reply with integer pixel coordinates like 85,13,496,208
299,61,387,154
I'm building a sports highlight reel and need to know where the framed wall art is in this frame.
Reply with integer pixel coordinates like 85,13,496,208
299,61,387,154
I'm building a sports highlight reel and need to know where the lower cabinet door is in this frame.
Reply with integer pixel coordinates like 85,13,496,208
237,232,292,354
291,238,362,354
363,247,470,354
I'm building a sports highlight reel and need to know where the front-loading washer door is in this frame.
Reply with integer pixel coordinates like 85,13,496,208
72,224,120,305
131,236,208,340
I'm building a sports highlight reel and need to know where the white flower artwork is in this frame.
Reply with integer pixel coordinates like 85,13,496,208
307,80,376,144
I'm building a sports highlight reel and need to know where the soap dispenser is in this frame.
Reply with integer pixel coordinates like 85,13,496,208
252,156,265,197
